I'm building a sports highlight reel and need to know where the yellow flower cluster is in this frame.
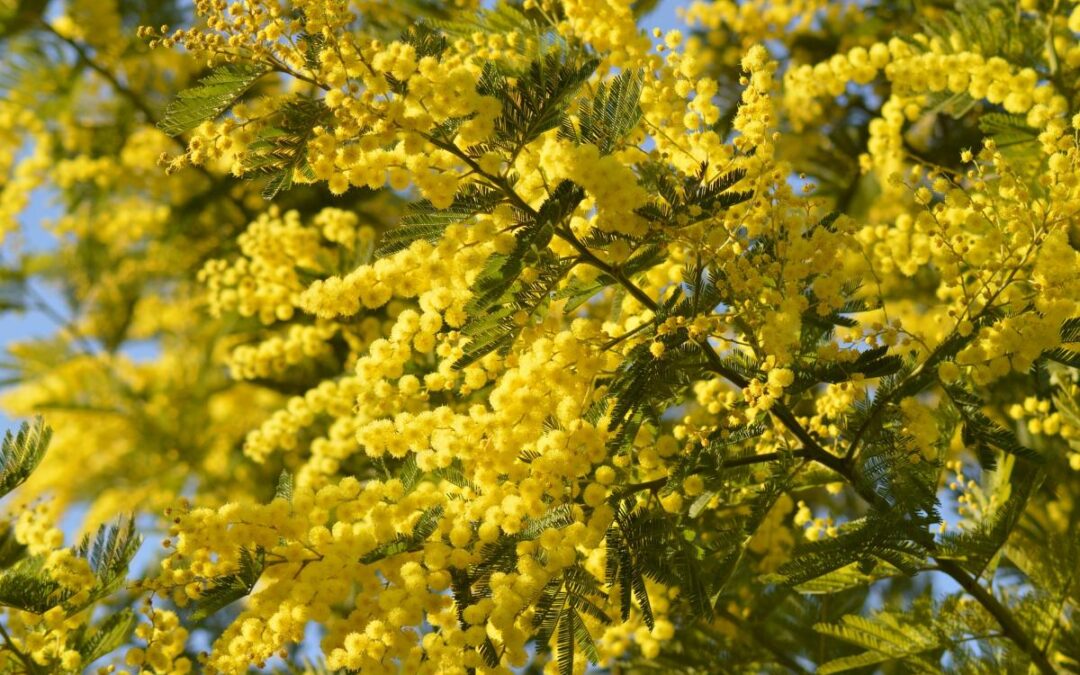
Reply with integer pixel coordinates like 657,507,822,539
13,502,65,555
4,0,1080,672
3,605,84,672
899,397,940,462
1009,392,1080,470
0,506,133,674
785,37,1069,193
0,103,51,245
200,208,326,324
225,321,340,380
534,137,650,236
126,608,192,674
683,0,862,67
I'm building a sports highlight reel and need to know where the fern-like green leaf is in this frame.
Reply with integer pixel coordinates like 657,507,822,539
1043,347,1080,369
813,346,903,384
76,608,137,665
240,98,329,199
556,605,575,675
77,518,141,605
1061,317,1080,343
376,185,502,257
0,417,50,498
777,513,932,587
0,525,26,569
937,463,1039,576
560,69,643,154
790,564,876,595
191,545,265,621
359,505,443,564
479,51,599,154
0,265,25,312
952,388,1042,468
274,470,294,502
815,613,943,674
0,556,63,613
158,63,269,137
432,2,542,60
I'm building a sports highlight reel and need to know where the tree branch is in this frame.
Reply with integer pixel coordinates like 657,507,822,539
0,620,41,675
41,22,251,219
614,451,807,498
934,559,1056,675
424,134,1055,674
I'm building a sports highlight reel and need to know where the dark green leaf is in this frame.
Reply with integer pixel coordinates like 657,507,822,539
274,470,294,502
480,52,599,154
241,98,330,199
158,63,269,137
191,545,265,621
359,505,443,564
560,69,643,154
76,608,137,664
0,417,50,497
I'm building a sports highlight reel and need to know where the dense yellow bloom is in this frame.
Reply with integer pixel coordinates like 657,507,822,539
1,0,1079,673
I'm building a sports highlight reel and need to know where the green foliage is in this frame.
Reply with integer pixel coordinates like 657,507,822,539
466,181,579,314
604,491,735,631
978,112,1043,175
806,346,902,386
383,22,451,94
559,69,644,154
477,50,599,156
0,266,25,313
1061,317,1080,343
0,417,49,497
240,98,331,199
938,463,1038,576
605,500,660,629
457,256,574,369
0,419,141,671
399,21,449,60
292,10,328,71
158,63,270,137
636,161,752,229
274,469,294,502
775,512,934,587
604,334,693,435
791,564,876,595
1044,346,1080,369
919,0,1043,64
453,181,586,368
431,2,542,60
469,505,576,594
814,612,945,674
72,608,138,665
948,385,1042,469
375,185,503,257
75,518,141,606
191,545,266,621
0,555,68,614
1043,318,1080,368
533,564,610,675
0,527,26,570
358,505,443,564
447,567,500,669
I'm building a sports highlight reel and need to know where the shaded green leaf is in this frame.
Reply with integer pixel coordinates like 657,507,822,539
159,63,269,137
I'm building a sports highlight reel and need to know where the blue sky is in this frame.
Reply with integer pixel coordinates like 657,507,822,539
0,189,64,430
